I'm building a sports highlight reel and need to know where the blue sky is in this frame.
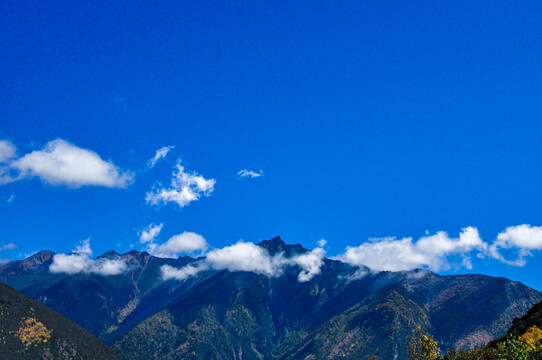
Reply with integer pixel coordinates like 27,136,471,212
1,1,542,288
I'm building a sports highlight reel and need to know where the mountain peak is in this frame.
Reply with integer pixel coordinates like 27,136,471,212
258,236,286,254
257,236,307,256
22,250,56,266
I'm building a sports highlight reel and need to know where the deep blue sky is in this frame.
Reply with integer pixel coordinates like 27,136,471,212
1,2,542,288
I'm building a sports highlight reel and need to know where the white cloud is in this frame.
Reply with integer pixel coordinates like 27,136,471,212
161,263,208,281
6,139,134,188
138,223,164,244
147,231,208,258
160,241,326,282
74,238,93,256
147,146,174,168
489,224,542,266
146,160,215,208
237,169,263,178
289,247,326,282
205,241,281,276
49,239,128,276
7,194,15,203
337,227,487,272
0,140,17,163
317,238,327,247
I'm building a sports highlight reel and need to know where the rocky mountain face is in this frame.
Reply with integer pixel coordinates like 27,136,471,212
1,236,541,360
490,298,542,346
0,281,121,360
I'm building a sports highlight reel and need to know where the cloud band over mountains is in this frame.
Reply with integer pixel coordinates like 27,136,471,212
48,224,542,280
49,239,127,276
161,241,326,282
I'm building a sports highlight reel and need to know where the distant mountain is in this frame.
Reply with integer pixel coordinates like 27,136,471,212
1,236,541,360
0,281,121,360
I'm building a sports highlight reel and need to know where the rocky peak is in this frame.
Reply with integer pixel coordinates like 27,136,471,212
258,236,307,256
258,236,286,254
19,250,56,270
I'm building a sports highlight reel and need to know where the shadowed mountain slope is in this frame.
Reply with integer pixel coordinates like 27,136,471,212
0,281,122,360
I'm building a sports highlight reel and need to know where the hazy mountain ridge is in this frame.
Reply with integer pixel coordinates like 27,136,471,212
1,236,541,360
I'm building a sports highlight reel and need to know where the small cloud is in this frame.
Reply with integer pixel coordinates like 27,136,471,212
138,223,164,244
3,139,134,188
205,241,280,276
49,239,128,276
237,169,263,178
74,238,92,256
488,224,542,266
317,238,327,247
289,247,325,282
7,194,15,203
147,146,174,168
146,160,215,208
147,231,208,258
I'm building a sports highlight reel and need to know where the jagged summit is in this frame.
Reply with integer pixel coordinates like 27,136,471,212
258,235,285,252
257,236,307,255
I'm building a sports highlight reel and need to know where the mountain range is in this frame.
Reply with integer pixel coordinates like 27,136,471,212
1,236,540,360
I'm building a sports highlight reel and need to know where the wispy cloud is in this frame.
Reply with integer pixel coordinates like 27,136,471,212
49,238,128,275
0,140,18,184
147,146,174,168
138,223,164,244
6,194,15,203
237,169,263,178
0,140,17,163
161,263,208,281
0,243,16,251
161,241,326,283
0,242,17,264
146,160,215,208
1,139,134,188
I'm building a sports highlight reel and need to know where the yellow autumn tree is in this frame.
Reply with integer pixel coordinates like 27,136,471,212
17,317,52,348
519,325,542,351
408,326,441,360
